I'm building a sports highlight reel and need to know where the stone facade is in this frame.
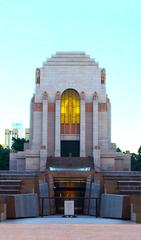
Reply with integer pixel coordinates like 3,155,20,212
10,52,131,171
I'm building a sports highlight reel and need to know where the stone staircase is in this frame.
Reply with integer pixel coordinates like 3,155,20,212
103,171,141,194
117,180,141,193
0,171,40,195
0,180,22,194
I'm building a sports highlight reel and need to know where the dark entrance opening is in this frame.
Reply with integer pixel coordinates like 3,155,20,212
61,140,80,157
54,177,86,214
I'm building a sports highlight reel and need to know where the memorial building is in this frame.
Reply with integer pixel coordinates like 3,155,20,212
10,52,130,171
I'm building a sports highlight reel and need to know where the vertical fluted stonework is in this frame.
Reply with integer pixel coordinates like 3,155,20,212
55,91,61,157
42,91,48,148
93,92,100,170
80,91,86,157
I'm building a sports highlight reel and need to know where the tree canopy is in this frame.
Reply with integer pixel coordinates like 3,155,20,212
131,146,141,171
0,146,9,170
11,138,29,152
116,147,122,152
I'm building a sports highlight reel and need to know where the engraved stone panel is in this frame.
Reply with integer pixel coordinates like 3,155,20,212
89,182,101,216
7,193,39,219
100,194,130,219
64,200,74,216
39,182,50,215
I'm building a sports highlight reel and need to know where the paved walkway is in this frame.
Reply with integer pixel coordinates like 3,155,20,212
0,224,140,240
0,216,140,240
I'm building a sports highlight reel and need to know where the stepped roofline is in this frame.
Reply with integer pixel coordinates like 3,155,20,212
42,52,99,67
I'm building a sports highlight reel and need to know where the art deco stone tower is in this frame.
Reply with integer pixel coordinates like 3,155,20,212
10,52,130,171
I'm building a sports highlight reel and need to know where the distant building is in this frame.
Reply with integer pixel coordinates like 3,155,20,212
4,123,25,148
4,129,11,148
11,123,23,139
4,128,19,148
25,128,30,141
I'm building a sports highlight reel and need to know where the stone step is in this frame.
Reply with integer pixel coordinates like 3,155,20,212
103,172,141,194
0,189,20,194
119,186,141,189
0,179,22,195
0,171,39,179
119,189,141,192
117,180,141,192
118,180,141,183
0,185,21,188
0,180,21,184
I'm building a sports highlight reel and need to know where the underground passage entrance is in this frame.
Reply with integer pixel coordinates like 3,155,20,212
54,177,86,214
61,140,80,157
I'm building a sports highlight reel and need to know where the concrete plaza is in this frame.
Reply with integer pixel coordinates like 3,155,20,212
0,216,140,240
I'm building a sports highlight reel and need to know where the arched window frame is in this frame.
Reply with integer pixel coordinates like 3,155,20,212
61,89,80,124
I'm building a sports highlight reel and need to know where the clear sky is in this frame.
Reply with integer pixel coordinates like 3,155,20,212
0,0,141,153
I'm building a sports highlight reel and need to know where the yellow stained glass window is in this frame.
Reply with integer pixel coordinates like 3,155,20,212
61,89,80,124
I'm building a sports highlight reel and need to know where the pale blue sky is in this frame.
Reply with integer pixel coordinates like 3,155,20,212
0,0,141,152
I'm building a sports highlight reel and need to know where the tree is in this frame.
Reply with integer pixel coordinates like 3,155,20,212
0,144,3,149
0,146,10,170
11,138,29,152
131,146,141,171
138,146,141,156
116,147,122,152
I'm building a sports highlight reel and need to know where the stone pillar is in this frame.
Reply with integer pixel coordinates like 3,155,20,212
29,94,35,148
42,92,48,148
80,92,86,157
93,92,100,171
106,96,111,144
40,91,48,170
31,68,42,150
55,91,61,157
32,103,42,150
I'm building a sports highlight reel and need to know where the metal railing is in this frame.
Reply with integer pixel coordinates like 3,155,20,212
39,196,100,218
